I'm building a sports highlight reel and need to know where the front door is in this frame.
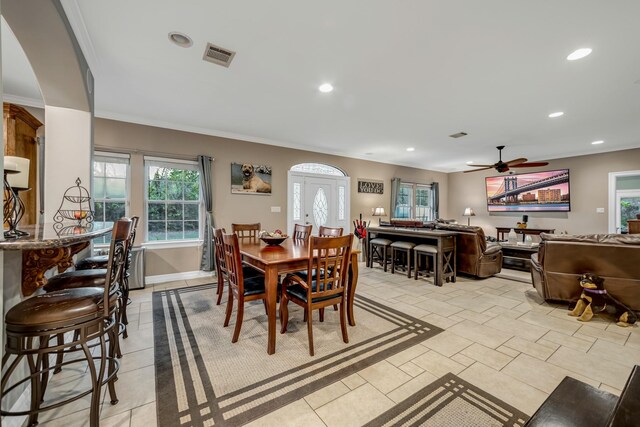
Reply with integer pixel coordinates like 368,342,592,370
288,172,350,235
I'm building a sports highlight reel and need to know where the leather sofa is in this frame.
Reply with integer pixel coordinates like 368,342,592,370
435,224,503,278
531,233,640,310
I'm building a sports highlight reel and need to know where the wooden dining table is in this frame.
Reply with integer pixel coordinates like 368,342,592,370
238,238,360,355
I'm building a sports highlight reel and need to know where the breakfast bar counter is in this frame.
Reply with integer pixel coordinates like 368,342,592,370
0,222,112,296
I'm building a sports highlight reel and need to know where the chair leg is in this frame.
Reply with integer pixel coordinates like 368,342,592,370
216,273,225,305
232,297,244,343
407,250,412,278
414,251,419,280
26,347,41,427
391,248,395,274
383,247,388,272
340,301,349,344
280,294,289,333
307,307,315,356
80,338,101,427
107,322,119,405
224,286,234,327
319,308,324,322
303,309,308,323
333,304,338,311
54,333,65,374
122,277,130,339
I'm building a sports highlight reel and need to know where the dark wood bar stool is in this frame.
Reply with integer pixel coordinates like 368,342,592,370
414,244,438,284
0,218,132,427
368,238,392,271
390,241,416,278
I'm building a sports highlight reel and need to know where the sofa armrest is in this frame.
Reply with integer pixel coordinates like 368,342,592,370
484,244,502,255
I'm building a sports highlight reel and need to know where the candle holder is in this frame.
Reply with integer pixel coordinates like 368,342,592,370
53,178,94,232
3,157,30,239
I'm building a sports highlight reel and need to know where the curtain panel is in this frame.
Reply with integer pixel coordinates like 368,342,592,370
198,155,215,271
390,177,401,219
432,181,440,219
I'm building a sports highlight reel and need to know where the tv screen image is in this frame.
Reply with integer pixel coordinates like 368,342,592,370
486,169,570,212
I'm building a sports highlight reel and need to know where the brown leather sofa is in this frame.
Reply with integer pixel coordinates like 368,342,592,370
531,233,640,310
435,224,503,278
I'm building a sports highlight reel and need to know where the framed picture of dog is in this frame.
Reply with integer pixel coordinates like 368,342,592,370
231,162,272,195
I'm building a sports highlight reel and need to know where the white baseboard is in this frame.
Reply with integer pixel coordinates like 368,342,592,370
145,270,215,285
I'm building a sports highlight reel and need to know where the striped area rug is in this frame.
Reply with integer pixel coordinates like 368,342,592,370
153,284,527,426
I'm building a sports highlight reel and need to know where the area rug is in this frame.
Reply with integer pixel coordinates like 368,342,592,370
153,283,444,426
365,373,529,427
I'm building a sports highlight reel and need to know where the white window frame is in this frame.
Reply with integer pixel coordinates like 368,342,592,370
93,151,131,247
394,182,434,221
608,170,640,233
144,156,203,244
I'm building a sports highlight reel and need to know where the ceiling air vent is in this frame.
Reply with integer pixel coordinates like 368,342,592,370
202,42,236,67
449,132,468,138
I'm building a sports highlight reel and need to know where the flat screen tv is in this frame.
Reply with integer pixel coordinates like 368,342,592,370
486,169,570,212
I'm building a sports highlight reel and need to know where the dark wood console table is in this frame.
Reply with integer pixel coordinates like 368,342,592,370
366,226,457,286
496,227,555,242
0,222,112,296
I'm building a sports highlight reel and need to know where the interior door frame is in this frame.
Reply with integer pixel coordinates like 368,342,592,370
287,170,350,235
608,170,640,233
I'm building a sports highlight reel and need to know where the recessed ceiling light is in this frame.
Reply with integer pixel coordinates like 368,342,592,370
168,32,193,48
548,111,564,118
365,152,373,155
591,140,604,145
567,48,592,61
466,161,474,164
318,83,334,93
406,147,415,152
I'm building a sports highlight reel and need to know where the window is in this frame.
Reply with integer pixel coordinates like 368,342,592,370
290,163,346,176
394,182,434,221
93,152,129,244
145,157,201,242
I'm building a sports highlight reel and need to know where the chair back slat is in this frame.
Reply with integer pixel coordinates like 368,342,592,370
293,224,312,242
318,226,343,237
104,218,133,318
232,223,260,239
222,233,244,295
213,228,228,276
306,234,353,300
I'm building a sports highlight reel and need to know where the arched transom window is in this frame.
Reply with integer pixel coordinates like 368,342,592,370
290,163,346,176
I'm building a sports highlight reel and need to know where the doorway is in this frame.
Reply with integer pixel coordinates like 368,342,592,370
287,164,350,235
608,170,640,233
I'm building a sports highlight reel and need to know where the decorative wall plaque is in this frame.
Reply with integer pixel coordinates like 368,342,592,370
357,179,384,194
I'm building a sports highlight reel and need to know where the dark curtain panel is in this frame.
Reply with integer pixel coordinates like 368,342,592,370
390,177,401,218
432,181,440,219
198,155,215,271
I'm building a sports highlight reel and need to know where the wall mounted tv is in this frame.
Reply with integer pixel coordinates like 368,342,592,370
486,169,570,212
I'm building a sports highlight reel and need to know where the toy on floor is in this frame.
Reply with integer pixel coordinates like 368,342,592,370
569,273,637,327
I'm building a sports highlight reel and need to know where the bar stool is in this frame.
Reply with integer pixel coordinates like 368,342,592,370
390,241,416,278
0,218,132,427
368,238,392,271
414,244,439,284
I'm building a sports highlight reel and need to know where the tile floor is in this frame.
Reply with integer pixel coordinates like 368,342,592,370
35,265,639,426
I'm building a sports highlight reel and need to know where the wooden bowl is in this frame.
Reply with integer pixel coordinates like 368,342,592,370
260,236,288,246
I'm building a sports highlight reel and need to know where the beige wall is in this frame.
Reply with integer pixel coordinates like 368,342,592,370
448,148,640,238
95,118,448,276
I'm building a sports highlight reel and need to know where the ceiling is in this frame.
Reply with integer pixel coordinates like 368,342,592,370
2,0,640,172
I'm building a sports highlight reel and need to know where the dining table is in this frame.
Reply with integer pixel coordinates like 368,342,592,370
238,238,360,355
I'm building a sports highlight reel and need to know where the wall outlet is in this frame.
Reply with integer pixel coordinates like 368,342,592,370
271,206,281,213
596,207,605,213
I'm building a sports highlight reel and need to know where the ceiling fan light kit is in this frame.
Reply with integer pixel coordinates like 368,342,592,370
464,146,549,173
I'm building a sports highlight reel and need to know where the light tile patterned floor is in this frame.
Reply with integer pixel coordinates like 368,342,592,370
37,265,639,426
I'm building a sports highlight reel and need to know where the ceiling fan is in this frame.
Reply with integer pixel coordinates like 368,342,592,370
464,146,549,173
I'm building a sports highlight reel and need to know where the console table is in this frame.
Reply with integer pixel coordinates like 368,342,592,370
496,227,555,242
499,243,538,271
0,222,112,296
366,226,457,286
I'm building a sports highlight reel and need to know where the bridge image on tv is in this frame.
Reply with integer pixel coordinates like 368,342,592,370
485,169,570,212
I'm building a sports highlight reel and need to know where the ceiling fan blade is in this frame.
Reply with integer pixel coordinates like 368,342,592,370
466,164,495,168
463,166,494,173
511,162,549,168
505,158,528,166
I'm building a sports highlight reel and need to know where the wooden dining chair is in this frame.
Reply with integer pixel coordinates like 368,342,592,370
232,223,260,239
293,224,313,242
280,234,354,356
318,226,343,237
222,233,267,343
213,228,261,305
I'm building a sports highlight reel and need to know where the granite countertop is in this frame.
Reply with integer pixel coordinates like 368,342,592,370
0,222,113,250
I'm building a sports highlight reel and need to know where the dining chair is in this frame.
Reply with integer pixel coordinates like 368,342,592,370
318,226,343,237
232,223,261,239
293,224,313,242
222,233,267,343
280,234,354,356
213,228,261,305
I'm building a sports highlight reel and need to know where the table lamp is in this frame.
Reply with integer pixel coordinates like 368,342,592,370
463,207,476,226
372,206,386,225
3,156,30,238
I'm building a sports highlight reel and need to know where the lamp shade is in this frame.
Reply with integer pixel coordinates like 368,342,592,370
4,156,30,189
372,207,386,217
463,207,476,217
